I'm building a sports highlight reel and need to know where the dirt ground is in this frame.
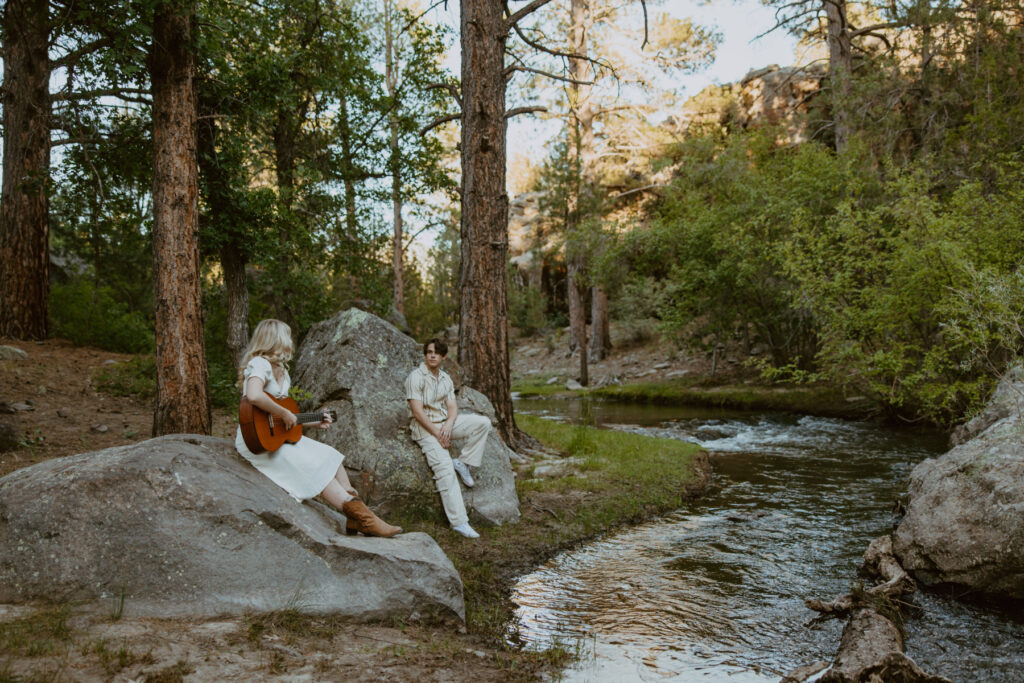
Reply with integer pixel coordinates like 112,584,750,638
0,338,237,479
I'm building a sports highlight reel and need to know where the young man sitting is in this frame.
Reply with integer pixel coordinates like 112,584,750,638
405,338,492,539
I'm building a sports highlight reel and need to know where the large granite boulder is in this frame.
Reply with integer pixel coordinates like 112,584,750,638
292,308,520,526
0,435,464,622
893,367,1024,598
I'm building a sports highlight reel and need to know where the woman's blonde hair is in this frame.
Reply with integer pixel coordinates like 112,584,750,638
237,319,293,390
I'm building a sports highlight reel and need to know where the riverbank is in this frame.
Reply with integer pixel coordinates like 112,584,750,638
510,328,876,419
0,339,710,681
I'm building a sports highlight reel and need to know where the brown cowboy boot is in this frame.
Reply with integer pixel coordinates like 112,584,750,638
341,496,402,538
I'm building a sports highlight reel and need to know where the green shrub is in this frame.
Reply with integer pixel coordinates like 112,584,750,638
50,279,154,353
93,356,157,400
508,280,549,336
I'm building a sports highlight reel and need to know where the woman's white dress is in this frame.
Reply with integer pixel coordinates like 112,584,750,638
234,356,343,501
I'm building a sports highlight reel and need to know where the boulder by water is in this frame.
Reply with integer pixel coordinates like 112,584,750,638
893,367,1024,599
292,308,520,526
0,435,464,622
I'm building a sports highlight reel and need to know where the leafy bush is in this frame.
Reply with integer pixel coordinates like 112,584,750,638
508,280,549,336
93,356,156,400
50,279,155,353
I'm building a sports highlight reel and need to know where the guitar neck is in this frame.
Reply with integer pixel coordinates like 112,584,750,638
294,411,326,423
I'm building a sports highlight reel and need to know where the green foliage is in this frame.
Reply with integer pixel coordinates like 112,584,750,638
93,356,156,400
50,279,154,353
508,279,549,336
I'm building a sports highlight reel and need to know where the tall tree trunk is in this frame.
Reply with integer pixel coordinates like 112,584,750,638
151,0,211,435
588,285,610,362
385,0,405,315
220,243,249,366
566,0,595,382
459,0,530,449
0,0,50,340
824,0,852,153
197,88,249,367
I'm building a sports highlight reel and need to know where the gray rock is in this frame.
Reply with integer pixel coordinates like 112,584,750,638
292,308,519,526
0,435,464,622
545,376,559,385
565,379,583,391
0,423,19,452
893,368,1024,599
10,403,33,412
0,346,28,361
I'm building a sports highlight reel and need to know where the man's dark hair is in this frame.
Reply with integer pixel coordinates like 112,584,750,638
423,338,448,357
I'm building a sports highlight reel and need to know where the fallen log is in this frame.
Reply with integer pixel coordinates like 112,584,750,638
782,535,950,683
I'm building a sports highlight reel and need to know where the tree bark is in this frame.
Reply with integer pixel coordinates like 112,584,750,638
220,243,249,367
151,0,211,435
458,0,531,449
588,285,611,362
0,0,51,340
824,0,852,153
566,0,595,383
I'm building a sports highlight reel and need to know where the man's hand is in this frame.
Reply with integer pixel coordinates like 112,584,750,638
438,420,454,448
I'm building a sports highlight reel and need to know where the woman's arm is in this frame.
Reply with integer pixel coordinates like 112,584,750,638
245,376,297,430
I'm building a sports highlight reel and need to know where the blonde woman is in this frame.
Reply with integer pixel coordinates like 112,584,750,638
235,319,401,538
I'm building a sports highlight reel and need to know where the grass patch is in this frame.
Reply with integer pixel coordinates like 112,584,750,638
0,604,73,659
390,414,706,658
243,609,343,646
589,379,875,418
511,375,573,398
82,639,155,675
93,356,157,401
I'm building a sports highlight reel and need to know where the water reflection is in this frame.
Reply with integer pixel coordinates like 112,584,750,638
512,398,1024,681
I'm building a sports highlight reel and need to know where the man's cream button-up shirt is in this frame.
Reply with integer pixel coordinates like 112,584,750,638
405,362,455,440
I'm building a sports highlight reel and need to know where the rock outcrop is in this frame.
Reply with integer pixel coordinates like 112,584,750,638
292,308,520,526
0,435,464,621
893,367,1024,599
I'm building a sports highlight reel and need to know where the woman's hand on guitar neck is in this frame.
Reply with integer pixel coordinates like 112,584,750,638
313,410,333,430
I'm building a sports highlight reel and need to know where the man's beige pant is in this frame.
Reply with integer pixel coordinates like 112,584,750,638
413,413,491,527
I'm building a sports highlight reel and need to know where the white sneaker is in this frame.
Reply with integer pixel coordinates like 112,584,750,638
453,459,475,488
452,522,480,539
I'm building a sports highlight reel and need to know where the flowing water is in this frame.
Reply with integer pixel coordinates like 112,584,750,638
511,398,1024,681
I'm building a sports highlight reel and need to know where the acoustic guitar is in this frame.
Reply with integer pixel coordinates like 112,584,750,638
238,392,338,454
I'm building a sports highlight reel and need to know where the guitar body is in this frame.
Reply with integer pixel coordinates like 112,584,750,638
238,393,304,454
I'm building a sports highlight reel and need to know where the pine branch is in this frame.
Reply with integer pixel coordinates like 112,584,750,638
51,88,152,104
505,0,555,29
50,36,114,69
504,64,593,86
420,113,461,136
505,105,546,118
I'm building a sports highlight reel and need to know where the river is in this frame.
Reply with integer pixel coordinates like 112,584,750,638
511,398,1024,681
